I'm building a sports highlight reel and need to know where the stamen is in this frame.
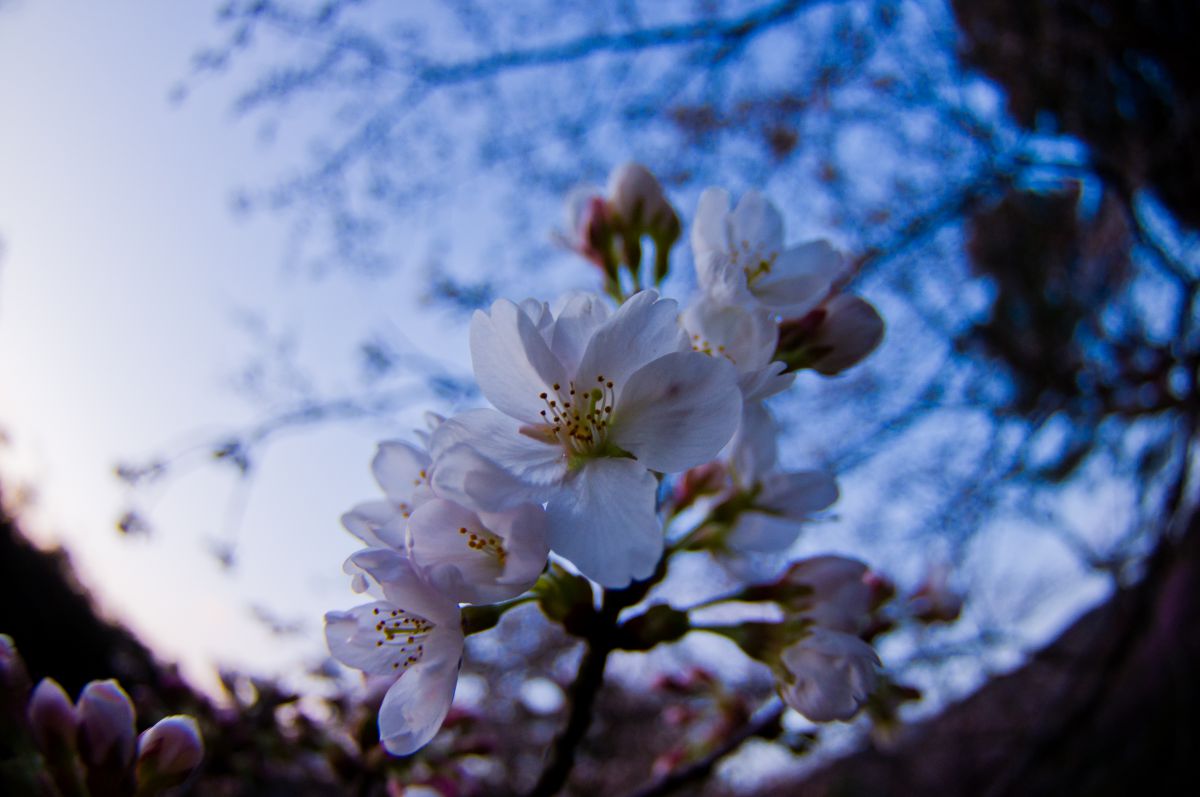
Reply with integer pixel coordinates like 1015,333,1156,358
372,606,436,673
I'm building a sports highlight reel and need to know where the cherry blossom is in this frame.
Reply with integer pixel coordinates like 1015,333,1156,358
325,549,464,756
721,406,838,553
407,498,549,604
681,295,794,402
692,188,846,318
341,439,436,550
441,290,742,587
778,627,879,722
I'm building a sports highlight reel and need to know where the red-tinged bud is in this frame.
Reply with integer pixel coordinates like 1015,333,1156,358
562,188,619,283
672,461,728,512
910,567,964,624
775,294,885,375
864,570,896,610
607,162,682,284
135,715,203,791
807,294,885,375
28,678,89,797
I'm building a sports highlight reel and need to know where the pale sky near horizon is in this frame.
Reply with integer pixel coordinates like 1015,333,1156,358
0,0,453,694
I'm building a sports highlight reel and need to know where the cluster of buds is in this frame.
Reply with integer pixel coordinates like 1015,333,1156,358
1,635,203,797
562,163,682,296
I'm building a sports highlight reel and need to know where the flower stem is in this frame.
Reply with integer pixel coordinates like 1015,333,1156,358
528,563,667,796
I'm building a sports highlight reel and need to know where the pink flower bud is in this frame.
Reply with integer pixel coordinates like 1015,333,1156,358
808,294,885,375
76,679,136,768
910,565,964,624
136,715,204,782
27,678,77,754
607,162,680,242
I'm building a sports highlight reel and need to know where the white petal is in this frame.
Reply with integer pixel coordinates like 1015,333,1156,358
378,653,461,756
325,602,410,675
373,441,432,505
681,296,778,374
785,555,872,632
431,443,550,512
548,292,611,376
408,499,548,603
470,299,568,423
347,549,460,628
611,351,742,473
780,628,878,722
341,500,407,549
545,459,661,588
758,471,839,518
730,190,784,255
738,361,795,403
726,511,800,552
483,503,552,592
728,402,779,486
691,187,732,261
431,410,566,489
575,291,688,390
753,240,843,316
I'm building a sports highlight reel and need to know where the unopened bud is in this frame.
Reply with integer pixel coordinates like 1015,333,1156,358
807,294,885,375
76,679,136,768
775,293,885,375
533,563,596,637
563,187,619,282
910,568,963,624
136,715,204,790
607,162,681,282
27,678,77,755
607,163,672,231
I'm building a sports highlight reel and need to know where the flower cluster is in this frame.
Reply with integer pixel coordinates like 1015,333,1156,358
327,164,889,757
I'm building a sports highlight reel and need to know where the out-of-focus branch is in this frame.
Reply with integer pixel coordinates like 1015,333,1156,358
623,701,785,797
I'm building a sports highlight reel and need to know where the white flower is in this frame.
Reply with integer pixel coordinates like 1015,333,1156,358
778,627,878,722
681,295,794,402
439,290,742,587
722,406,839,553
342,439,436,550
325,549,464,756
692,188,846,318
407,498,549,604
